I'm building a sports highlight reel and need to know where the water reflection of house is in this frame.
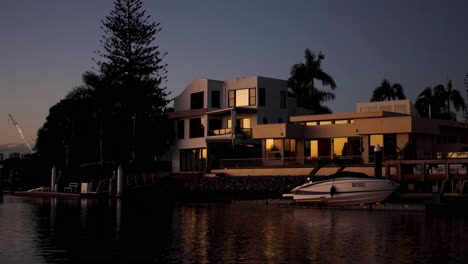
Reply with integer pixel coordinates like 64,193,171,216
168,77,468,174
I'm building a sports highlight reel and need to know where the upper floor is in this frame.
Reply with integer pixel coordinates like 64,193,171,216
169,76,310,142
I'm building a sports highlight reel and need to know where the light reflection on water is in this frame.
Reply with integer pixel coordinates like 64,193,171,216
1,195,468,263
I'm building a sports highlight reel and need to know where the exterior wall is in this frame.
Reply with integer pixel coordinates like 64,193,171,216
356,99,417,115
362,135,370,163
173,78,209,111
171,116,208,172
170,75,311,173
396,133,410,152
207,80,224,110
256,77,290,124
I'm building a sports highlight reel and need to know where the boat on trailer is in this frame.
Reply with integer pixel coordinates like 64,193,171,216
283,162,399,205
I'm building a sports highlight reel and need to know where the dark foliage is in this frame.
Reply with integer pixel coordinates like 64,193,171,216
36,0,171,172
288,48,336,114
370,79,406,102
415,80,466,121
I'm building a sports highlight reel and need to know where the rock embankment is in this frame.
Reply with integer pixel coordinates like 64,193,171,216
127,175,308,199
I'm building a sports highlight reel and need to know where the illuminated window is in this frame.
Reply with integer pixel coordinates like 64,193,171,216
228,88,256,107
266,139,282,151
228,90,235,107
333,137,348,156
284,139,296,157
334,120,348,125
369,134,384,162
265,138,283,160
249,88,256,106
370,134,384,147
320,121,332,125
306,122,317,126
305,139,331,159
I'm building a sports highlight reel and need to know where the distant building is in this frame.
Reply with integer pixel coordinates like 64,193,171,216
168,76,310,173
0,143,31,157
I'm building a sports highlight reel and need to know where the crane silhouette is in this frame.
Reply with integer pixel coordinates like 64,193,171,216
8,114,34,154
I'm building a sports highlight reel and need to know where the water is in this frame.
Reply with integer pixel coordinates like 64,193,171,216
1,195,468,263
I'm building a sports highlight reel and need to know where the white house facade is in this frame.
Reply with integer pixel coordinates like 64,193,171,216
168,76,309,173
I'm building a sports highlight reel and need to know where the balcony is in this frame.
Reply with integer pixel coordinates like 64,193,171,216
207,127,252,139
208,128,232,136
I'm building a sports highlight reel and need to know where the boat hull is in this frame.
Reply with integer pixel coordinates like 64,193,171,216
290,177,399,205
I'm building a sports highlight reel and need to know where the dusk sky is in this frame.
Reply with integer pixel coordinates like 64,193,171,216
1,0,468,146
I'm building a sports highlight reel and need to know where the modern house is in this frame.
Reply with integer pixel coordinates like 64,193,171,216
253,99,468,166
168,76,310,173
169,76,468,176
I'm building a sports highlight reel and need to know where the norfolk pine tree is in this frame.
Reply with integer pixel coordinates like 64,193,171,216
94,0,171,163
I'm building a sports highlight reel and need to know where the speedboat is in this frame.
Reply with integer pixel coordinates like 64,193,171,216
283,168,399,206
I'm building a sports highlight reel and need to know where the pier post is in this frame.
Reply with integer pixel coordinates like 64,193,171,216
374,144,382,178
116,165,123,197
51,166,57,192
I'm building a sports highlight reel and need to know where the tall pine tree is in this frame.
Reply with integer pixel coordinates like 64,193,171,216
94,0,171,163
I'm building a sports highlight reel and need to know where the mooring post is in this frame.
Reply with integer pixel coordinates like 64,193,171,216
116,165,123,197
374,144,382,178
51,166,57,192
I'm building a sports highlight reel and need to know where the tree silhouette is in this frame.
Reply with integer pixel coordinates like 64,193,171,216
370,79,406,102
93,0,171,163
288,48,336,114
444,80,465,118
415,81,465,120
66,71,111,166
36,0,172,169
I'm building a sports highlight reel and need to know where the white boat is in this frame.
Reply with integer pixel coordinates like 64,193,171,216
284,170,399,205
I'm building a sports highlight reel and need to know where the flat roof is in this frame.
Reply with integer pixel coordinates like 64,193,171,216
290,111,408,123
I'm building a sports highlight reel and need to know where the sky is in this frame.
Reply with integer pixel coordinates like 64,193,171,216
1,0,468,146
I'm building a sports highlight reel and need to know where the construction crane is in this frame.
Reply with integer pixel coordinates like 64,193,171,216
8,114,34,154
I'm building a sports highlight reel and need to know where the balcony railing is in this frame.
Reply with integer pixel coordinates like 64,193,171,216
208,128,232,136
208,128,252,138
219,156,363,168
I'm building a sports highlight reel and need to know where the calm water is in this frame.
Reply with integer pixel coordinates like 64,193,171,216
1,195,468,263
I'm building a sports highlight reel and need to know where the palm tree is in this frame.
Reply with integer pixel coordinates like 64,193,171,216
415,87,439,118
444,80,466,119
288,48,336,113
415,81,465,120
370,79,406,102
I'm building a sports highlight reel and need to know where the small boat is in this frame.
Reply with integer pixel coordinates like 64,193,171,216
283,163,399,205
